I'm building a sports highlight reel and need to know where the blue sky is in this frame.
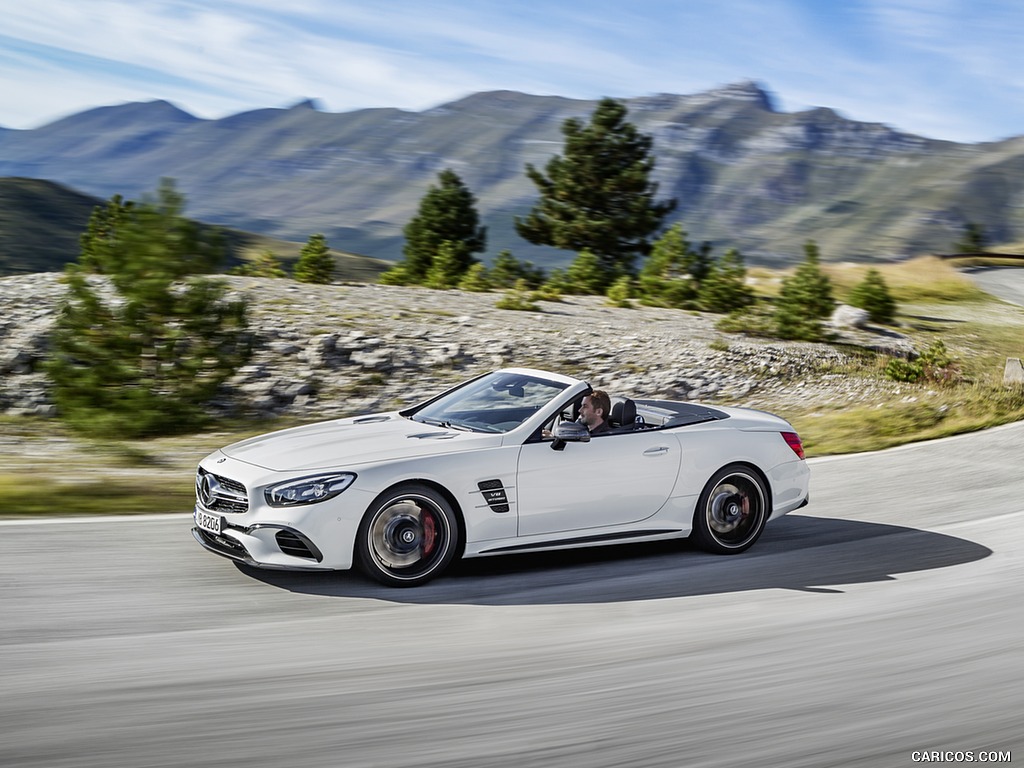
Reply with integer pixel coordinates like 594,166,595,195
1,0,1023,143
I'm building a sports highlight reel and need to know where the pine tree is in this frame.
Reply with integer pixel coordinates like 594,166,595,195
293,233,335,284
688,240,715,285
697,248,755,313
605,276,635,308
774,240,835,341
540,268,571,297
489,250,545,289
458,262,492,292
848,268,896,324
564,250,608,295
424,240,467,289
79,194,134,273
638,224,699,308
46,180,251,437
388,169,486,284
515,98,676,288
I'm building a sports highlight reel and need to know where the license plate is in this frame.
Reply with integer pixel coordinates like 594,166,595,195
194,508,222,535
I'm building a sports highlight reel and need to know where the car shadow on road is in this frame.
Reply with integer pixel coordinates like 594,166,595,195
236,514,992,605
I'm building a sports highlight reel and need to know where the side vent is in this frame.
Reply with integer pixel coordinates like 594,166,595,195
478,479,510,514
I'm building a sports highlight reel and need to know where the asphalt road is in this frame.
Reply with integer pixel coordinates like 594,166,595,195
2,423,1022,768
964,265,1024,306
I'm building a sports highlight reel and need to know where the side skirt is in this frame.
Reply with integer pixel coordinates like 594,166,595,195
475,528,684,556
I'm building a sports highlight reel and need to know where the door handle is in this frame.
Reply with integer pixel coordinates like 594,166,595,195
643,446,670,456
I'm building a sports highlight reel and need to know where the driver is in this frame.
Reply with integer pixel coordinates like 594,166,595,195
579,390,611,435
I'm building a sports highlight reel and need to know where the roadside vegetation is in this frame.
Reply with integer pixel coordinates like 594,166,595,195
779,256,1024,455
3,254,1022,516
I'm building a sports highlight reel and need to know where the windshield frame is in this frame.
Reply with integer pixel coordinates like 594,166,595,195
401,369,577,434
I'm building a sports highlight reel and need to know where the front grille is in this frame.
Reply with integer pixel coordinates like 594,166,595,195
196,467,250,514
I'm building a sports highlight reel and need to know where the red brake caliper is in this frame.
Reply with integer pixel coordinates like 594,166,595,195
422,511,437,557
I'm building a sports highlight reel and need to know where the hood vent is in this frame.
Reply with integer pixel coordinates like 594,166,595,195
353,415,392,424
407,432,457,440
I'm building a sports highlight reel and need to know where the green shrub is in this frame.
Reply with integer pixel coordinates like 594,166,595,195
564,250,610,295
495,279,541,311
458,262,492,292
605,276,635,308
424,240,468,289
229,249,287,278
637,224,700,308
530,284,563,303
884,357,923,382
697,248,755,313
378,264,413,285
293,234,335,284
716,303,777,337
883,339,961,384
489,250,546,289
848,268,896,323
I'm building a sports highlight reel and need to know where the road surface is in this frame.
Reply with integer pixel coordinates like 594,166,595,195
1,423,1021,767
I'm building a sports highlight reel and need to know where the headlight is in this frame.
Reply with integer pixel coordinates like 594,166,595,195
264,473,357,507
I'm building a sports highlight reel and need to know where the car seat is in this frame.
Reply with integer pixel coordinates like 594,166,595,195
610,398,637,429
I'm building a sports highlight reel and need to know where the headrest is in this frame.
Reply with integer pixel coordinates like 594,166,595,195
611,398,636,427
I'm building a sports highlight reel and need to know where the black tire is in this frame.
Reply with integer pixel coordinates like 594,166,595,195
356,484,459,587
691,464,769,554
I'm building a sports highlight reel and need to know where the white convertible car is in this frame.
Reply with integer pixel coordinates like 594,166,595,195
193,368,809,586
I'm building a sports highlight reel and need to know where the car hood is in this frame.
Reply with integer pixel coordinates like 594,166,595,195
219,414,503,472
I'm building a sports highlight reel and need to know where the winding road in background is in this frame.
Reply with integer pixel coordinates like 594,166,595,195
2,414,1022,767
963,264,1024,306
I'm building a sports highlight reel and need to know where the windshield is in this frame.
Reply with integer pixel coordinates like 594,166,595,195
408,372,569,433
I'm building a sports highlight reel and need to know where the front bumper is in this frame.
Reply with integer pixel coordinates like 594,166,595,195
192,518,330,571
192,449,367,571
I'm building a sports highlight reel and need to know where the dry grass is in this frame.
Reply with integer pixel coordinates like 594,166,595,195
788,384,1024,456
824,256,990,303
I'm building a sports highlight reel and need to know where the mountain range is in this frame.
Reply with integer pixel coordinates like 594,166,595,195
1,80,1023,268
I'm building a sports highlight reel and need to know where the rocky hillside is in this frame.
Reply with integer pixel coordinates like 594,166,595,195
1,82,1022,267
0,272,910,423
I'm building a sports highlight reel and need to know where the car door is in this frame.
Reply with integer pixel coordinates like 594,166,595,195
514,430,681,537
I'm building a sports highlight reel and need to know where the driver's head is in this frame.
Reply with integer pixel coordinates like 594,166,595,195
580,390,610,428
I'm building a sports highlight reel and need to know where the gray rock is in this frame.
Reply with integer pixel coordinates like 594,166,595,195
830,304,871,329
1004,358,1024,386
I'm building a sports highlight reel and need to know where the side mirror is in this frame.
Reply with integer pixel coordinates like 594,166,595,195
551,421,591,451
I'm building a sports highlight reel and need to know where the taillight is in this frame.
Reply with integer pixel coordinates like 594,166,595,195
781,431,805,459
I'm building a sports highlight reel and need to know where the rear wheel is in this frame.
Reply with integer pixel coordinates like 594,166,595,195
691,465,769,554
356,484,459,587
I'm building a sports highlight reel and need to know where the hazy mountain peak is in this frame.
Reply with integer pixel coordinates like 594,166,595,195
36,99,199,132
428,89,577,114
707,80,775,110
288,98,323,111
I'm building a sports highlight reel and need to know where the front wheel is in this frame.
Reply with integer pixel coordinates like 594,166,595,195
691,465,769,554
356,484,460,587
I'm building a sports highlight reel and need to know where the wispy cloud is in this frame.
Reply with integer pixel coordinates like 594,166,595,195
1,0,1023,141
